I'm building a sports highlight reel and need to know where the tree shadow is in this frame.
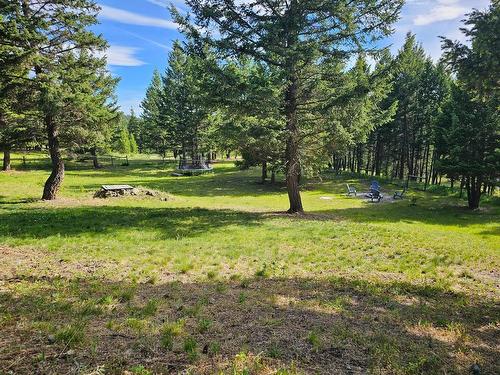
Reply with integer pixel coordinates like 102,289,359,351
0,206,264,241
310,200,499,229
65,164,287,198
1,274,498,374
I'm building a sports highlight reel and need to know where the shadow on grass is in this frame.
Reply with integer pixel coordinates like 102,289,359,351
0,206,264,241
311,200,499,229
0,202,497,246
1,274,498,374
9,158,178,172
65,164,287,198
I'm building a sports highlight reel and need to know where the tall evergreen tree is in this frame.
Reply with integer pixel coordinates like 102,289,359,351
140,70,163,153
115,124,132,154
159,42,216,162
1,0,116,199
127,109,143,153
346,34,450,183
216,58,284,181
439,2,499,209
0,1,41,170
173,0,403,212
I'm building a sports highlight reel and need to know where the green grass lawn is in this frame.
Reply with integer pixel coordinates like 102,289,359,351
0,159,498,374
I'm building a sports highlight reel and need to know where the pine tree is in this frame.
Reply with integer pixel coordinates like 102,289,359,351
0,1,42,170
2,1,117,199
350,34,449,183
439,3,499,209
129,133,139,154
141,70,164,154
127,109,143,153
159,42,216,162
173,0,403,212
115,125,132,154
211,57,284,181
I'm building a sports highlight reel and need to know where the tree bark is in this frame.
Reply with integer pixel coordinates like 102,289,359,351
356,145,363,174
91,148,100,169
261,161,267,183
459,177,465,198
42,115,64,200
2,146,11,171
374,133,382,176
466,176,481,209
284,73,303,213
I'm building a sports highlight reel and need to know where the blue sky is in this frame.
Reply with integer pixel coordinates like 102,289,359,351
94,0,491,114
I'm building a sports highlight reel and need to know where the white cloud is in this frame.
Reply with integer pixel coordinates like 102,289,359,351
413,4,467,25
105,46,145,66
117,28,171,51
99,4,177,29
146,0,186,7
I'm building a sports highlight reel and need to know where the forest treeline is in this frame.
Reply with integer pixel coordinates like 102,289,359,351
1,1,498,210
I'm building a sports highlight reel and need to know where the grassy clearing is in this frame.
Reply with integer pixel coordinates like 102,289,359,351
0,159,498,374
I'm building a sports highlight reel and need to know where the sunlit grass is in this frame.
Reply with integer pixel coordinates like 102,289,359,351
0,160,498,294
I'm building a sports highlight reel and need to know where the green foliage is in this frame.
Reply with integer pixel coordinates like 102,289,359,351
158,42,217,160
140,70,163,153
0,0,117,197
439,3,499,209
173,0,404,212
112,112,141,154
127,110,143,153
114,123,131,154
129,134,139,154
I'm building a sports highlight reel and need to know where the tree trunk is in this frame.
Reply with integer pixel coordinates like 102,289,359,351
459,177,465,198
356,145,363,174
271,170,276,184
42,115,64,200
91,148,100,169
423,144,430,189
261,161,267,183
2,146,11,171
284,73,303,213
374,134,382,176
466,176,481,209
180,145,186,169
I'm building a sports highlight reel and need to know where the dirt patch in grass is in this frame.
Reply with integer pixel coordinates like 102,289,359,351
0,246,133,282
1,251,498,374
